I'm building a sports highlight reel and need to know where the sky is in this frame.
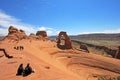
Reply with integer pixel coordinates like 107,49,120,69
0,0,120,36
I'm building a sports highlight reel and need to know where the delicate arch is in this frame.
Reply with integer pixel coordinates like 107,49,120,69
57,31,72,49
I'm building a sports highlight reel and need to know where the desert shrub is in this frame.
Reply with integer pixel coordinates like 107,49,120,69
98,75,106,80
117,76,120,80
98,75,117,80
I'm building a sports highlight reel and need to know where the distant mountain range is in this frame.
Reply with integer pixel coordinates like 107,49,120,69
1,33,120,41
49,33,120,40
70,33,120,40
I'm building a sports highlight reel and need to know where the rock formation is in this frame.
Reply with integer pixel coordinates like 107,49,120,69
4,26,27,41
28,33,40,40
36,31,48,40
36,31,47,37
8,26,18,34
3,26,49,41
72,40,117,57
57,31,72,49
114,46,120,59
80,44,89,53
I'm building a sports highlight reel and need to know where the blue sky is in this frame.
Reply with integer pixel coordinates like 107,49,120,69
0,0,120,36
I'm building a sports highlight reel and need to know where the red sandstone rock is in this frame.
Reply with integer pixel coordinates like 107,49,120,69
4,26,27,41
3,26,49,41
36,31,48,40
80,44,89,53
115,46,120,59
57,31,72,49
36,31,47,37
28,33,40,40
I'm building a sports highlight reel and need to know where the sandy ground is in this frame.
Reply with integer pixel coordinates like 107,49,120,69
0,39,120,80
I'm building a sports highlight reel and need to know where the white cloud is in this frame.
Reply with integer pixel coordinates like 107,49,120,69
39,26,46,31
0,11,19,23
0,11,36,35
0,10,58,36
47,30,53,34
103,29,120,33
0,28,8,35
38,26,58,36
79,28,120,34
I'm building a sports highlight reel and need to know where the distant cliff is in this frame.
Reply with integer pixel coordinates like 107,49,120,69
70,33,120,40
72,40,117,58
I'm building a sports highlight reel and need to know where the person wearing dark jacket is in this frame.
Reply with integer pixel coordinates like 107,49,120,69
16,64,24,75
23,63,33,76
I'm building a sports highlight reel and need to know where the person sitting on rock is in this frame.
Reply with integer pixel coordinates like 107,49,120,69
14,46,16,50
16,46,19,50
16,64,24,75
23,63,34,76
20,46,24,50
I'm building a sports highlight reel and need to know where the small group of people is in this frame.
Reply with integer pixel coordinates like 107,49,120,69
14,46,24,51
16,63,34,77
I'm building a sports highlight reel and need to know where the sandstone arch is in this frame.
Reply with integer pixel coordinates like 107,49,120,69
57,31,72,49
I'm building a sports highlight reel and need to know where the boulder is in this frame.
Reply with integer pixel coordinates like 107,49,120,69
114,46,120,59
28,33,40,40
36,31,47,37
36,31,48,40
80,44,89,53
8,26,18,35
